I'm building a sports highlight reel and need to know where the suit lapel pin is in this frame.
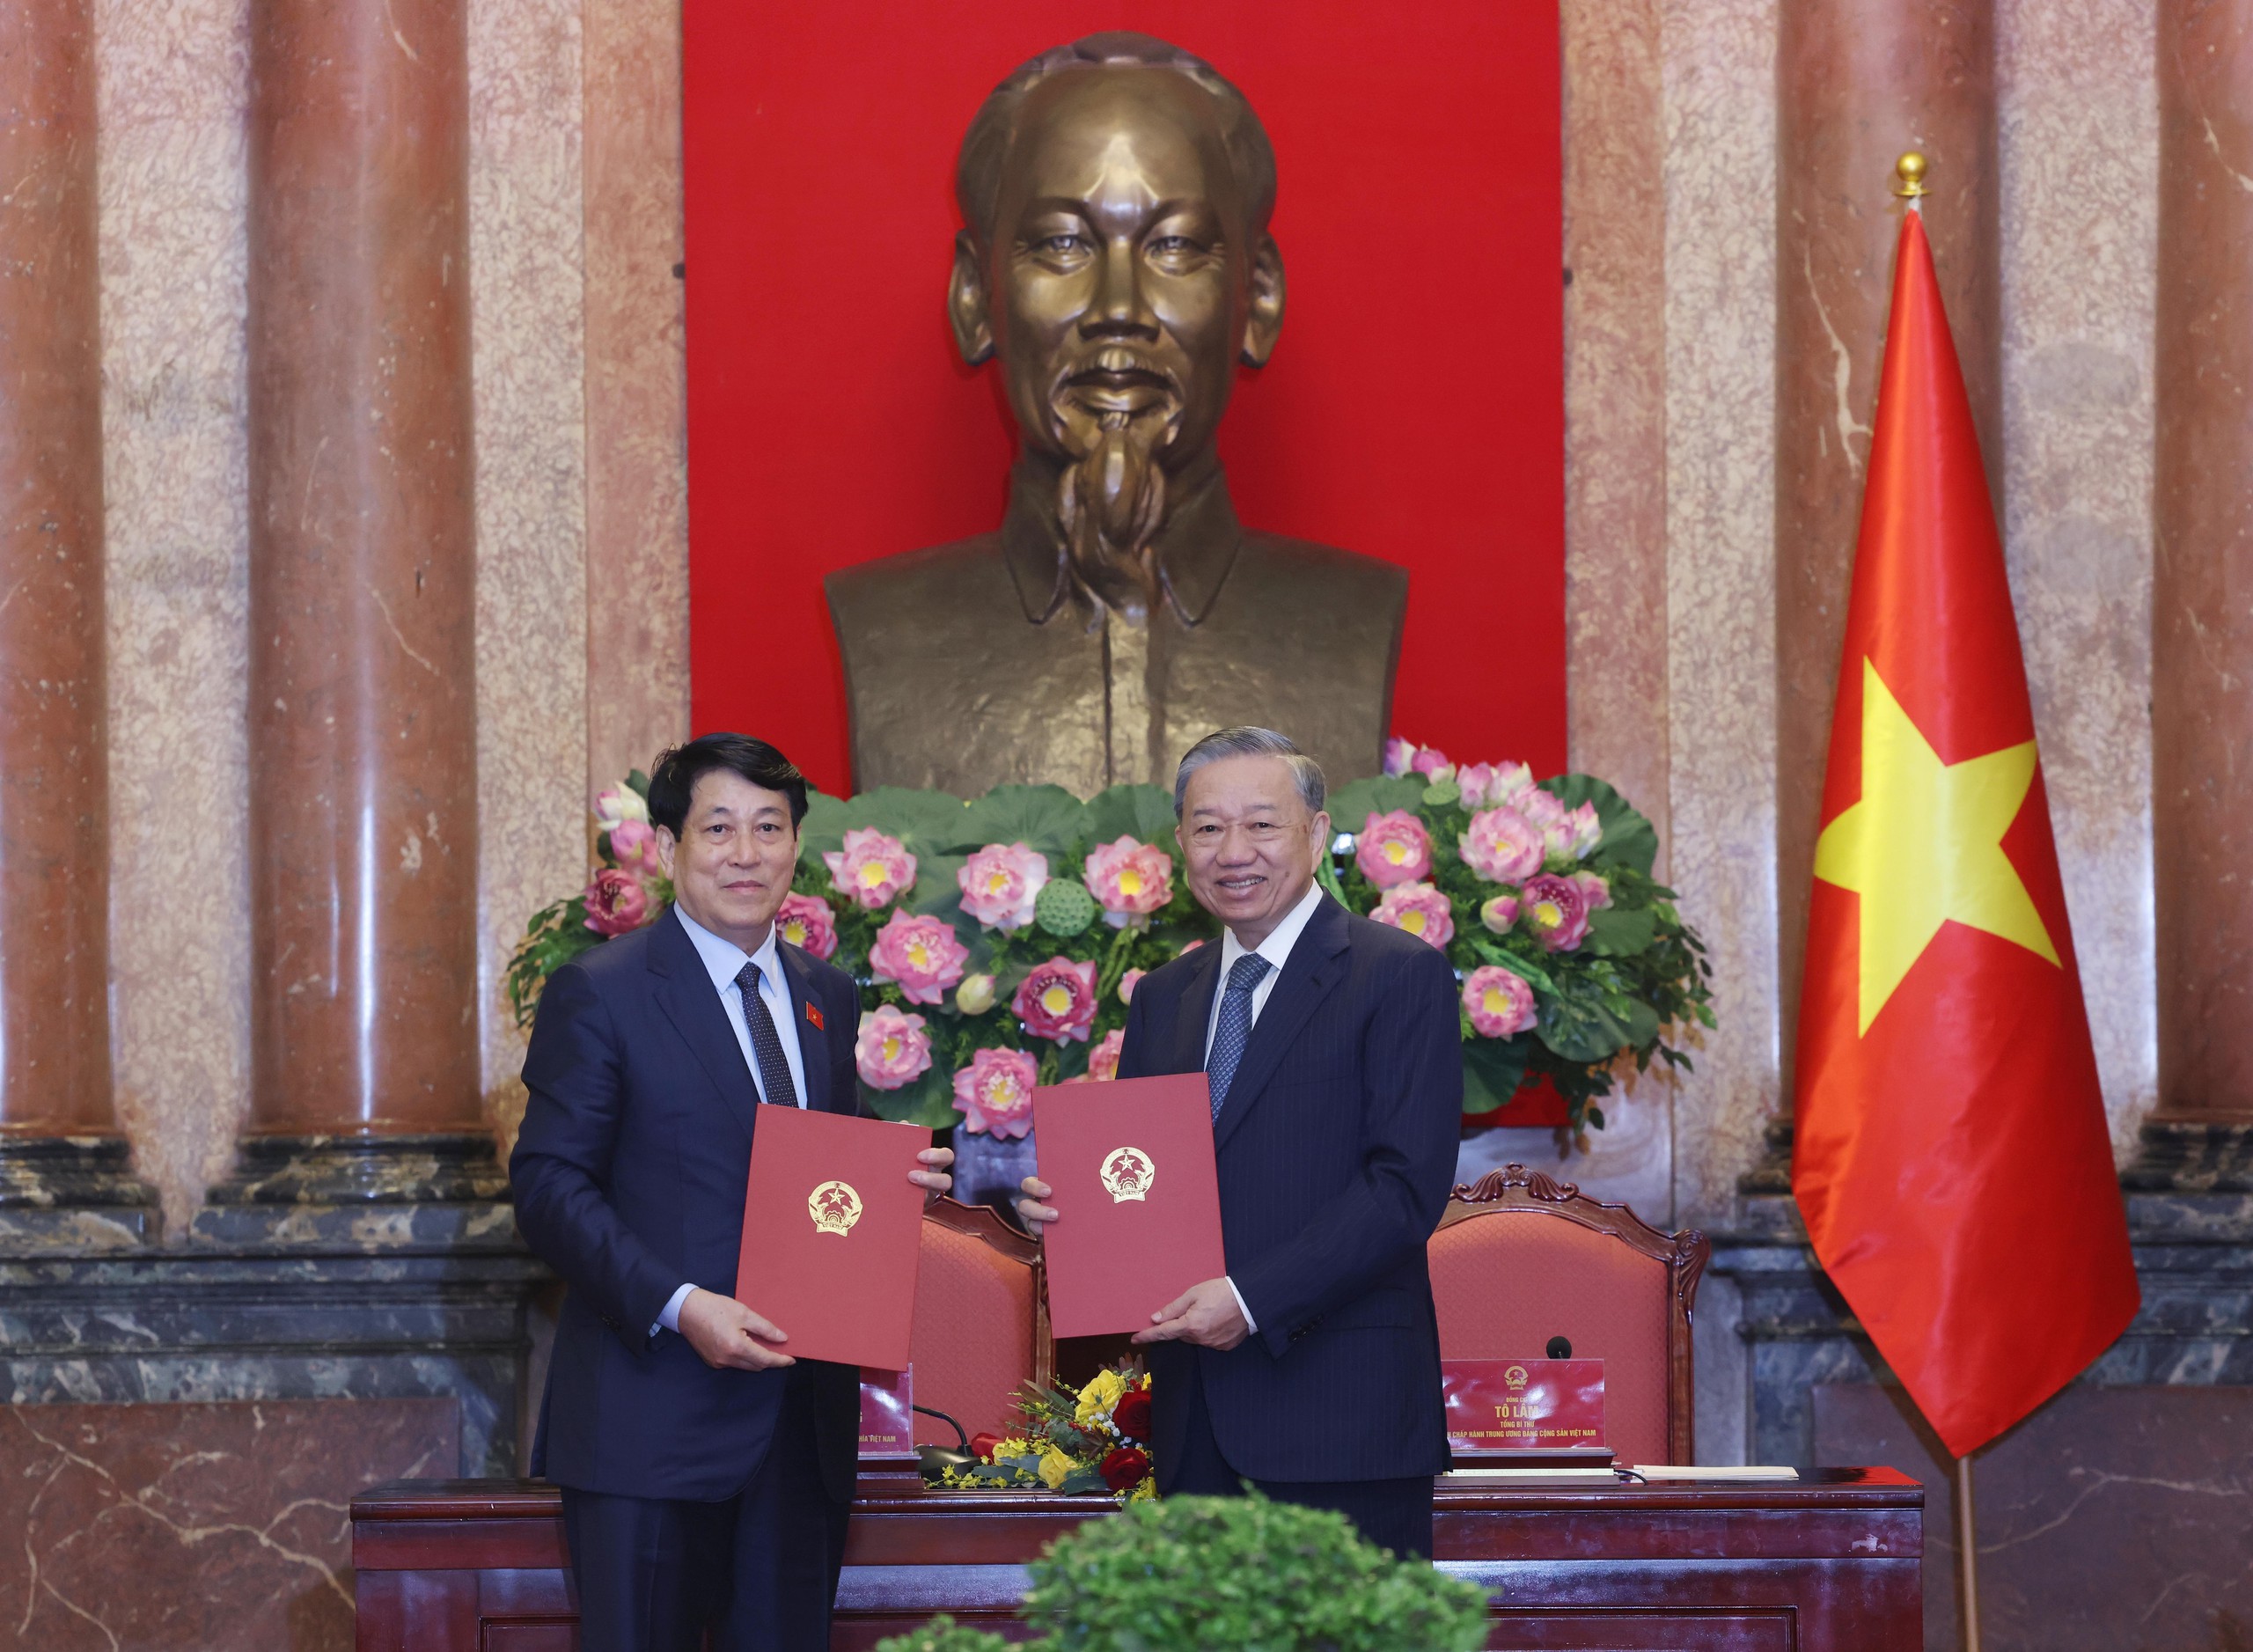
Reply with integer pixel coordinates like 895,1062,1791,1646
805,1002,825,1031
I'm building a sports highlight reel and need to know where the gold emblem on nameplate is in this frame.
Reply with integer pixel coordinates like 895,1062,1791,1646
1504,1364,1530,1391
809,1179,863,1236
1098,1147,1155,1204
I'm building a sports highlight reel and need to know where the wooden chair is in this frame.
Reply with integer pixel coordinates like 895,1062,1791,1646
1427,1163,1709,1466
906,1198,1050,1447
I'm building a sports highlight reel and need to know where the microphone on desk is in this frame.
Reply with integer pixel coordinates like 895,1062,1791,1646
1546,1335,1572,1359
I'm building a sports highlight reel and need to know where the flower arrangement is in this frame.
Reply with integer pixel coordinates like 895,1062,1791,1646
507,746,1713,1138
940,1363,1156,1500
505,773,676,1026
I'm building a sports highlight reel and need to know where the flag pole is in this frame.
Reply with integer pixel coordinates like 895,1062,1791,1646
1956,1451,1982,1651
1894,146,1980,1647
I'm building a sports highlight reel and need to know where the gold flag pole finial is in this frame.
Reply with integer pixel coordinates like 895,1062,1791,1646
1894,151,1929,198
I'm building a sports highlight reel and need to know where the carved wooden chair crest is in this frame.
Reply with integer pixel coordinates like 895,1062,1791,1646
1428,1164,1710,1465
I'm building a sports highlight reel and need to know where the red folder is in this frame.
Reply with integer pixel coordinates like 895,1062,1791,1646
734,1106,926,1369
1031,1073,1227,1339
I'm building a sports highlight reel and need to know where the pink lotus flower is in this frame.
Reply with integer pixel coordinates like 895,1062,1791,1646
1522,873,1592,952
1383,737,1419,777
1354,810,1432,888
1069,1028,1126,1083
1463,966,1537,1038
1569,870,1613,912
1118,967,1146,1004
1515,788,1593,856
868,910,969,1005
824,827,916,911
1409,746,1455,782
775,892,839,960
1014,955,1099,1044
607,818,665,877
592,783,649,832
1370,882,1455,949
1457,761,1534,811
952,1046,1038,1138
1460,806,1547,885
583,868,651,936
1083,836,1173,923
1479,893,1520,934
1561,802,1604,860
958,842,1048,931
855,1005,933,1090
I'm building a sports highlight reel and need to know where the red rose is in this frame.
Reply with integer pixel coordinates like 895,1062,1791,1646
970,1431,1003,1462
1099,1445,1151,1494
1111,1387,1152,1442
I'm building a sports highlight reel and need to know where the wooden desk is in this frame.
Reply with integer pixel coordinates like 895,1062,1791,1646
352,1470,1921,1652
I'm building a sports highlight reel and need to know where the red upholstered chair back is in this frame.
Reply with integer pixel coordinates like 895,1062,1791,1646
1427,1164,1708,1466
906,1200,1050,1447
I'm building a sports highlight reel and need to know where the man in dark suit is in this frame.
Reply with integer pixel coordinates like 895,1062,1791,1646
1019,725,1464,1559
511,733,951,1651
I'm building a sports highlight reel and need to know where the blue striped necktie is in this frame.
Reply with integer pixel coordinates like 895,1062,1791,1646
1206,953,1273,1120
735,961,800,1108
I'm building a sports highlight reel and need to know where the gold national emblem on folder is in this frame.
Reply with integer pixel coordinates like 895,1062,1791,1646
1098,1147,1155,1204
1505,1364,1530,1391
808,1179,863,1236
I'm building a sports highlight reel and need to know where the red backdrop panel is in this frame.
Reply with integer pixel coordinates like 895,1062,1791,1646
682,3,1563,797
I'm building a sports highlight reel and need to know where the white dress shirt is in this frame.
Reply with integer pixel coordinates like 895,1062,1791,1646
1200,879,1327,1333
1203,879,1326,1063
657,907,811,1336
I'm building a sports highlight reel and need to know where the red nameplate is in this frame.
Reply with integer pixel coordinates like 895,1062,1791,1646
734,1106,925,1369
1031,1073,1226,1340
858,1365,914,1463
1443,1358,1606,1455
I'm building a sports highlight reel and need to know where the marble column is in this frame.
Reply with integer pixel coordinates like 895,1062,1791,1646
1760,0,2000,1185
0,0,156,1241
2135,0,2253,1191
209,0,501,1212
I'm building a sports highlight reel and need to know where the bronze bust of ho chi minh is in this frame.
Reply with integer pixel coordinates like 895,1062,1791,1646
825,32,1406,797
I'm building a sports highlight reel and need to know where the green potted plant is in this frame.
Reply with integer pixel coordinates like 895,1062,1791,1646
870,1493,1488,1652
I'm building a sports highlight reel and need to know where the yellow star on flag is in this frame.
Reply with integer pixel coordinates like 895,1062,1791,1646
1813,658,2059,1034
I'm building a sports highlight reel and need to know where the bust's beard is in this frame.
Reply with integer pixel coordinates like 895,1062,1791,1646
1053,403,1178,618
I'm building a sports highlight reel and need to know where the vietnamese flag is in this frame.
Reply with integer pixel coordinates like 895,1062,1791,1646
1790,209,2138,1458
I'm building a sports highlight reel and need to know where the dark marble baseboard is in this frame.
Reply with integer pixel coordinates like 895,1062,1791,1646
1,1231,552,1476
0,1136,161,1248
2120,1117,2253,1193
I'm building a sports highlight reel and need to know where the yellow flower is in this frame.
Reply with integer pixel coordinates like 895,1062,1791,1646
1074,1369,1126,1424
1038,1448,1075,1489
1129,1477,1157,1501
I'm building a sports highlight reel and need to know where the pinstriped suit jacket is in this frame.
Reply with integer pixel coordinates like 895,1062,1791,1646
1119,893,1464,1484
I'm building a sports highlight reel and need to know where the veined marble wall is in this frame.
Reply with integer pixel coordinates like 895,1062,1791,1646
90,2,2161,1260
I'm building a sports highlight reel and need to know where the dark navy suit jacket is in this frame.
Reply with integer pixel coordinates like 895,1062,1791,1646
510,905,865,1503
1119,893,1463,1485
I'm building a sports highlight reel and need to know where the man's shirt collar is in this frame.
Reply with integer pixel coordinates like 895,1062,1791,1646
1217,879,1326,980
674,904,782,997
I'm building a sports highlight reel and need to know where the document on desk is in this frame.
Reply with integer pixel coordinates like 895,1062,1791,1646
1631,1465,1801,1480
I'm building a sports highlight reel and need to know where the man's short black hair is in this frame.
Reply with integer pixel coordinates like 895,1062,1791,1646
646,733,809,836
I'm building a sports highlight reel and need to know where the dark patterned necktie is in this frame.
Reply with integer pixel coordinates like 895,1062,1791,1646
1205,953,1273,1120
735,961,801,1108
